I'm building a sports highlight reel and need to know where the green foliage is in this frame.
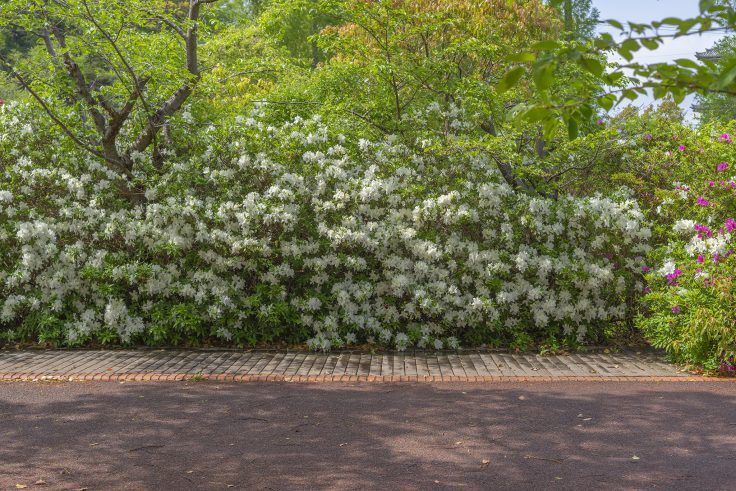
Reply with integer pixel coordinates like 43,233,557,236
496,3,736,139
637,133,736,370
693,36,736,123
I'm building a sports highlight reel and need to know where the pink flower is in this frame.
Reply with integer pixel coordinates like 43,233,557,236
697,255,705,263
726,218,736,232
721,133,732,143
596,118,604,125
708,180,716,187
697,196,710,207
718,162,730,172
677,145,686,152
643,287,652,293
644,133,653,141
671,306,681,314
695,224,713,238
666,269,683,286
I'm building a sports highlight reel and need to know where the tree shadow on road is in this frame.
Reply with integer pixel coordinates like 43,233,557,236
1,381,735,490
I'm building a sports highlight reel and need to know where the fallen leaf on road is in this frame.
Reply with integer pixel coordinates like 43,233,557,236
455,441,462,445
481,459,490,465
518,396,526,400
89,443,99,446
583,418,592,421
15,485,27,489
339,443,348,447
631,455,640,462
34,481,46,486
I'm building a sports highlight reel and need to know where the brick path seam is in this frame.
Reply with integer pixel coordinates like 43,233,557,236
1,349,733,382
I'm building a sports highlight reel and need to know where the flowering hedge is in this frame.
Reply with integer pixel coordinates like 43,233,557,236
639,143,736,371
0,105,652,350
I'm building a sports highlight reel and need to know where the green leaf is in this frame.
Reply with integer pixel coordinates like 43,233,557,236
497,66,525,93
507,52,536,63
521,106,549,123
580,57,604,77
530,40,560,51
699,0,716,12
597,94,616,111
606,19,624,30
567,117,579,139
621,38,641,53
533,63,555,90
675,58,700,69
623,89,638,101
715,61,736,89
659,17,684,26
640,38,660,50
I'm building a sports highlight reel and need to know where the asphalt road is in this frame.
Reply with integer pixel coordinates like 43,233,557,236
1,381,735,490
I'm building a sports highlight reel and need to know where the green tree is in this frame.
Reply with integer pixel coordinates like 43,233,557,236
693,36,736,123
546,0,600,40
0,0,223,203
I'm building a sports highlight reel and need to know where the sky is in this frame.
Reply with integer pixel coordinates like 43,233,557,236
593,0,727,121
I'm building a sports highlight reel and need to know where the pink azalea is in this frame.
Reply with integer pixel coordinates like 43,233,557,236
697,255,705,264
671,306,681,314
696,196,710,207
677,145,686,152
718,162,730,172
721,133,732,143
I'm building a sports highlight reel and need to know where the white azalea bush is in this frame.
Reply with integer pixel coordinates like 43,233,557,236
0,104,652,350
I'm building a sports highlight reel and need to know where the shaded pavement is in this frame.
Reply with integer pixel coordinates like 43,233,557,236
1,381,735,490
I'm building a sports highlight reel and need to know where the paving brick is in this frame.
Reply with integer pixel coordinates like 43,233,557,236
1,349,726,383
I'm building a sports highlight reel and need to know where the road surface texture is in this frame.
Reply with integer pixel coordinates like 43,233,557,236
1,381,735,490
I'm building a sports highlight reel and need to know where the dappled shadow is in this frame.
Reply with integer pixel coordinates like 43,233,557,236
1,381,735,490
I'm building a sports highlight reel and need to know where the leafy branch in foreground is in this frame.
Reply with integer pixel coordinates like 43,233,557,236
497,1,736,138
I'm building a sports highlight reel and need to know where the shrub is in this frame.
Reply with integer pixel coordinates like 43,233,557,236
0,104,651,350
639,139,736,370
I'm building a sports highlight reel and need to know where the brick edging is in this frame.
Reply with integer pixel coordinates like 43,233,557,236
1,373,733,383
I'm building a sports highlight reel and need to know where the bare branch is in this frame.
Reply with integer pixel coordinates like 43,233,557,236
49,25,112,134
150,15,186,39
129,84,193,155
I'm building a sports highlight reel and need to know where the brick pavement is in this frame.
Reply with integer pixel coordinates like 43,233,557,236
0,349,728,382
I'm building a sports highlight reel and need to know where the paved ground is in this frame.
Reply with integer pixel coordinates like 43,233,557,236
0,349,705,382
1,381,735,490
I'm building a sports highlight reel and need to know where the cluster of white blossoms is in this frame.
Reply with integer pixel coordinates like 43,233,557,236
0,107,651,350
